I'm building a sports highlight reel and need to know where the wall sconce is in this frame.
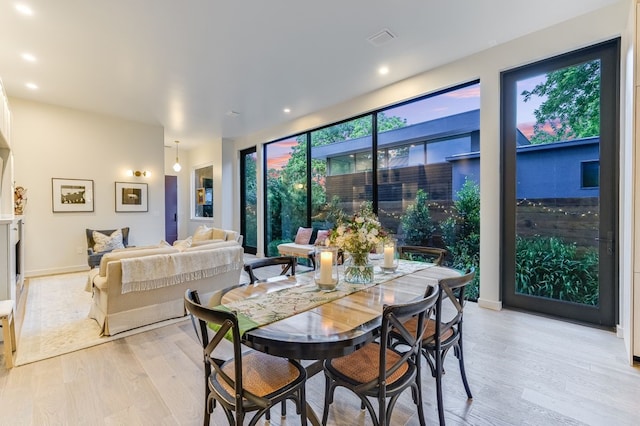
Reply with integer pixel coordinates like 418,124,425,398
126,170,151,177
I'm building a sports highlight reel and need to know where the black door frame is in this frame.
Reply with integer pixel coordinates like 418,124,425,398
240,146,257,255
500,38,620,327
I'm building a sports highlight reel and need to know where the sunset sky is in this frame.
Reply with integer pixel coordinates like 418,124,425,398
266,79,548,170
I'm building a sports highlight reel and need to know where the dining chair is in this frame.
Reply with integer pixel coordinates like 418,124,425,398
243,255,298,419
391,267,476,425
397,245,447,266
184,289,308,426
321,285,440,426
243,256,297,284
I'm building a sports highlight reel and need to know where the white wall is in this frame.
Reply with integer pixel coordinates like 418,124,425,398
232,1,632,314
10,98,165,276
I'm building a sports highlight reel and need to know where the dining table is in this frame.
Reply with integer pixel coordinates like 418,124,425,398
218,259,462,425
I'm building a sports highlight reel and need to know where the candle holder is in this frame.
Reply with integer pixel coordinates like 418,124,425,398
380,238,398,273
314,246,339,290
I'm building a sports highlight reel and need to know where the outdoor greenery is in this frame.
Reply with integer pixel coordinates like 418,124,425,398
515,236,598,305
266,113,407,249
521,60,600,144
400,189,435,246
441,179,481,300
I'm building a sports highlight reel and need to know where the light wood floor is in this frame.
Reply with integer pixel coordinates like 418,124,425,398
1,300,639,425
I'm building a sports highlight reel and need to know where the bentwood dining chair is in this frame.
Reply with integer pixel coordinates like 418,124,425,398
243,255,297,284
321,285,440,426
392,268,476,425
185,289,308,426
398,245,447,266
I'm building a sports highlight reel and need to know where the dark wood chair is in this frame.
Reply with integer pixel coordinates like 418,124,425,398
86,227,130,268
392,268,476,425
243,256,296,284
321,285,440,426
398,245,447,266
184,289,308,426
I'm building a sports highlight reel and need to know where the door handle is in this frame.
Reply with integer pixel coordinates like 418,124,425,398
174,213,177,222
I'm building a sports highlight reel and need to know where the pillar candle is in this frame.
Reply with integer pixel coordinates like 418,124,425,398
384,245,395,267
319,251,333,283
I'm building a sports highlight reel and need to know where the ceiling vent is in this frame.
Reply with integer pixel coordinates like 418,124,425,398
367,29,396,47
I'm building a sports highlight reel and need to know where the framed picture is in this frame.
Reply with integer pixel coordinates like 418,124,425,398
196,187,205,205
52,178,94,212
115,182,148,212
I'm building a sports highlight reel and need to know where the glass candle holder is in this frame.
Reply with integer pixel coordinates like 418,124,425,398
315,246,339,290
381,239,398,273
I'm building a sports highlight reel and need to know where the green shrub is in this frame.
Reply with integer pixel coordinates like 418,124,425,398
441,179,480,300
401,189,435,246
515,236,598,305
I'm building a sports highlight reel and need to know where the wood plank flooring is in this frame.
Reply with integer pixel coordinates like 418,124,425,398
1,302,639,425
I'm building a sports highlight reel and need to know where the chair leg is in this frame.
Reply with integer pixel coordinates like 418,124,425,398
321,374,335,425
435,352,446,425
456,340,473,399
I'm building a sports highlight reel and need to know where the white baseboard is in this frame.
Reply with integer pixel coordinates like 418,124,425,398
26,265,90,278
477,297,502,311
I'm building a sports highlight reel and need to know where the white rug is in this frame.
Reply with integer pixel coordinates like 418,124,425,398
15,272,189,366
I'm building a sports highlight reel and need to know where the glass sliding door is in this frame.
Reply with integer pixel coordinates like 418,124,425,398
501,40,619,326
240,147,257,255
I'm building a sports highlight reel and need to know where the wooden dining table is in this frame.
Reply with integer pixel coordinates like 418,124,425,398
219,260,461,425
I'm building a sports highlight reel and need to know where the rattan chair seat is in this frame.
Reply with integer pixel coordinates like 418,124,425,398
328,343,409,385
216,350,303,398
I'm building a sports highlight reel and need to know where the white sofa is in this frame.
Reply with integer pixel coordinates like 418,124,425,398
87,240,243,336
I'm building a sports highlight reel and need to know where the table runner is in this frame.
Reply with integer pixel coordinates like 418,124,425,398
217,260,435,336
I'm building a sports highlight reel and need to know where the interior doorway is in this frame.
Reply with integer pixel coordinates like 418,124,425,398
165,175,178,244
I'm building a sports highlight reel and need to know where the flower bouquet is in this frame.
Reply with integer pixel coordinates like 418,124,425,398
327,202,387,283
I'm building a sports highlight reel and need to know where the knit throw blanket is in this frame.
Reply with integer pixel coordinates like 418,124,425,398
120,246,243,294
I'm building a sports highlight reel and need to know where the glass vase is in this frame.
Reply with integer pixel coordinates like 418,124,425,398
343,251,374,284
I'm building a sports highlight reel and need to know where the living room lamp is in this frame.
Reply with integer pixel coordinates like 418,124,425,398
172,140,182,172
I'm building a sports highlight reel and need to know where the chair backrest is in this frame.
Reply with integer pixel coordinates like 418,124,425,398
369,285,440,390
243,256,297,284
436,268,476,337
86,227,130,250
185,289,272,410
398,245,447,266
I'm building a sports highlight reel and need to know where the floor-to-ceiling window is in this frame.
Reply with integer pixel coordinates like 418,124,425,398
262,81,482,297
264,134,309,256
311,115,373,228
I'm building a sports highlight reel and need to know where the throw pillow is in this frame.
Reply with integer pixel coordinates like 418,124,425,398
93,229,125,253
158,240,171,247
315,230,330,245
173,236,193,251
211,228,227,240
192,225,213,242
294,227,313,244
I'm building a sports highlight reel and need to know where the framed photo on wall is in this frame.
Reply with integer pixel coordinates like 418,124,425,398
115,182,148,212
52,178,94,212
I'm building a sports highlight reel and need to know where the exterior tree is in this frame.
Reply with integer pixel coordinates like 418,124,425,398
265,113,408,245
521,60,600,144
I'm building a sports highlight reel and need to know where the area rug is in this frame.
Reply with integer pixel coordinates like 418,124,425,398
15,272,189,366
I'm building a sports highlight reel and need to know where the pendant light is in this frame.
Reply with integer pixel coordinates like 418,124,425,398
172,140,182,172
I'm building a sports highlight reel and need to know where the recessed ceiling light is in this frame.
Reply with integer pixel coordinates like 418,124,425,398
15,3,34,16
378,66,389,75
283,108,291,113
21,52,37,62
25,82,38,90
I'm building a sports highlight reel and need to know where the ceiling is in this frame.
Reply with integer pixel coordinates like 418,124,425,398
0,0,621,149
